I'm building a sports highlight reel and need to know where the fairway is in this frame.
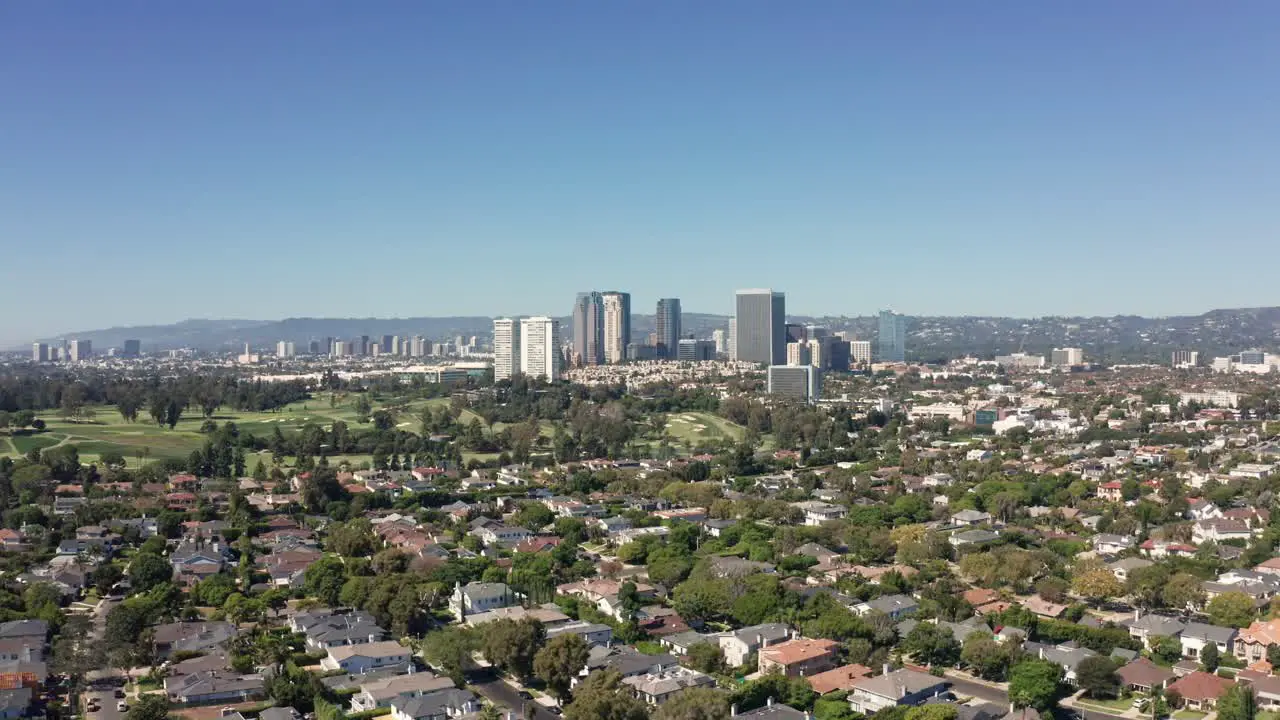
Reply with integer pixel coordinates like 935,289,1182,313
663,411,746,444
0,393,444,469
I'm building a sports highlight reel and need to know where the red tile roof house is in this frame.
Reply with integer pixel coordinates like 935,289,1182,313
1166,671,1235,710
758,638,840,678
1097,481,1125,502
166,492,198,511
807,664,873,695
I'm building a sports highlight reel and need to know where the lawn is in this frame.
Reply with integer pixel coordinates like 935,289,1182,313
9,432,65,454
1172,711,1207,720
1257,712,1280,720
1078,695,1137,713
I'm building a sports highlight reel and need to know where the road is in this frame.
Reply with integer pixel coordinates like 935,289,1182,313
943,675,1129,720
469,671,559,720
83,685,126,720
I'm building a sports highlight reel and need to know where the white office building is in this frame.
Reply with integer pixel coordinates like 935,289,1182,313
849,341,872,366
994,352,1046,369
786,342,811,366
276,341,296,358
1172,350,1200,369
520,317,560,380
68,339,91,362
1051,347,1084,367
492,318,520,381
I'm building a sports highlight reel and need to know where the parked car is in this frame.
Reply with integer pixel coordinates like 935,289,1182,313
117,701,128,712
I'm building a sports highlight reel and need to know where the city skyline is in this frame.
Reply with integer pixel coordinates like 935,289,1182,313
7,4,1280,346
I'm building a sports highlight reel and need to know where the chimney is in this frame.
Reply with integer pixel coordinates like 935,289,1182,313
767,698,774,707
883,663,891,676
757,634,764,649
1038,648,1045,660
731,705,738,717
1135,608,1142,621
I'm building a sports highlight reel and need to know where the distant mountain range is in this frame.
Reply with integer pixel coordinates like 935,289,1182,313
16,307,1280,364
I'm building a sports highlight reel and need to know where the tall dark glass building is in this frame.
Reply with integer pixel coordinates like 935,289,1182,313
655,298,682,358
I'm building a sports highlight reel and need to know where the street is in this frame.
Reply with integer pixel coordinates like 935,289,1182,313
943,674,1130,720
468,671,560,720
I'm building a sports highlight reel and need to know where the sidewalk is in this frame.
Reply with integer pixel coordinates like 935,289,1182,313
1062,689,1140,719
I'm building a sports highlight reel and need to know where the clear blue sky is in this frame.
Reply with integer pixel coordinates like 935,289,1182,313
4,1,1279,346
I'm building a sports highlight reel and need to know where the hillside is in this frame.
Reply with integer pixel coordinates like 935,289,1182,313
18,307,1280,363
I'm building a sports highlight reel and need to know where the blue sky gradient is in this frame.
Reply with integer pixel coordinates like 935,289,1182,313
4,2,1279,344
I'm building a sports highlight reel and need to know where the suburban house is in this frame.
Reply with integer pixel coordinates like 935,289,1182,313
852,594,919,620
290,609,388,651
387,689,479,720
468,520,531,547
1165,671,1235,710
1097,481,1124,502
806,664,874,695
151,622,236,660
791,501,848,526
1024,641,1096,685
164,671,265,706
950,510,992,526
1117,658,1175,693
448,582,516,620
1091,534,1136,554
320,641,413,673
349,673,458,712
1108,558,1153,582
758,638,839,677
621,666,715,705
1192,518,1254,545
1234,619,1280,663
1122,613,1186,650
847,668,949,714
1179,622,1236,660
719,624,791,668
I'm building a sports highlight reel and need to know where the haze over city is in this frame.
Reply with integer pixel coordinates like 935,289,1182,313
6,2,1280,347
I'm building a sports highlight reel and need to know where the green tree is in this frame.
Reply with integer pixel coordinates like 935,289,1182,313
1201,643,1221,673
1072,568,1124,603
481,618,545,681
128,553,173,594
961,633,1017,681
652,687,730,720
533,634,590,701
905,706,958,720
420,627,475,685
124,694,170,720
685,642,725,674
563,670,648,720
1207,591,1256,628
303,556,347,606
671,576,731,625
1076,656,1120,699
903,622,961,668
1217,684,1258,720
1151,635,1183,665
1164,572,1207,611
1008,659,1063,712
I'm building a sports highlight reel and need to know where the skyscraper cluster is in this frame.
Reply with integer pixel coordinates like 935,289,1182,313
572,291,633,365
